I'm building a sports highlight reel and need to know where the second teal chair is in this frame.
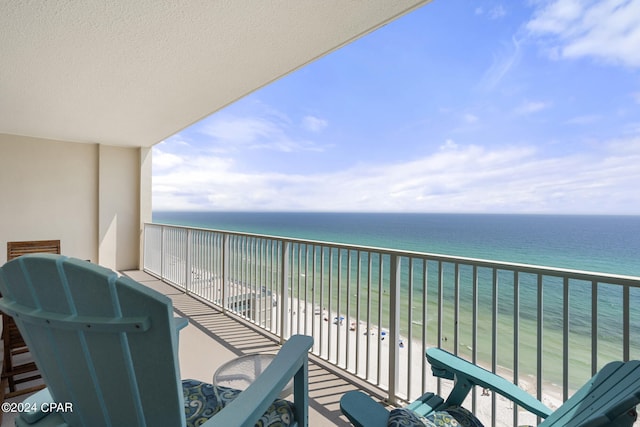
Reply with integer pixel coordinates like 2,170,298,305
341,347,640,427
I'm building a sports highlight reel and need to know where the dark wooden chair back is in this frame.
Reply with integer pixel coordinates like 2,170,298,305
1,240,61,406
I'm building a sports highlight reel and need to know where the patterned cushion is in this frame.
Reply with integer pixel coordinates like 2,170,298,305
182,379,296,427
388,406,484,427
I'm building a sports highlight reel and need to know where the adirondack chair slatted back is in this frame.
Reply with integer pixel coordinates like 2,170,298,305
540,360,640,426
0,254,185,427
2,240,61,400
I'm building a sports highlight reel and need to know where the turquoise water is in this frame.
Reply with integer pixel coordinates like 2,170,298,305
153,211,640,387
153,211,640,276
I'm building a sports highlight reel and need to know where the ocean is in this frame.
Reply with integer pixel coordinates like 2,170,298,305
152,211,640,388
153,211,640,276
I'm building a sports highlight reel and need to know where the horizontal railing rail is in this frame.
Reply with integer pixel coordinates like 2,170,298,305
143,222,640,427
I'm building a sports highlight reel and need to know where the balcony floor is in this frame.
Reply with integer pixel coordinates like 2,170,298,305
0,270,391,426
125,270,390,426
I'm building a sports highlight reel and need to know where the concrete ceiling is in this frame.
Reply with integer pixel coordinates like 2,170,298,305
1,0,431,148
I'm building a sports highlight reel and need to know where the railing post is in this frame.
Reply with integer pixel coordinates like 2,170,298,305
222,234,230,315
562,277,569,402
142,224,147,271
280,240,290,344
388,254,401,405
160,225,165,281
537,274,544,426
624,285,630,361
513,271,520,427
186,228,192,294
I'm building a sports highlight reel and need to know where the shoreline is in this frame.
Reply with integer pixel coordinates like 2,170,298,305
186,270,636,426
287,299,565,427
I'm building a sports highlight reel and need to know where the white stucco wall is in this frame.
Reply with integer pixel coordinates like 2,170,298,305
98,144,141,271
0,134,98,264
0,134,147,270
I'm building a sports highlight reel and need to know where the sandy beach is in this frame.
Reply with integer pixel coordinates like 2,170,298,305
286,299,566,427
187,273,638,426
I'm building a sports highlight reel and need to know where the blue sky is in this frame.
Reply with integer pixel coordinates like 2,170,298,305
153,0,640,214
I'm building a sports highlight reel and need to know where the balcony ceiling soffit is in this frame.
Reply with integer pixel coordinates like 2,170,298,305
0,0,431,148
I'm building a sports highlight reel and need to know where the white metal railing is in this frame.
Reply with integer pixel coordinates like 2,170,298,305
143,222,640,427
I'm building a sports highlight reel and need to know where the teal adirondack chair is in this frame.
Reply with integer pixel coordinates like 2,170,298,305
341,347,640,427
0,254,313,427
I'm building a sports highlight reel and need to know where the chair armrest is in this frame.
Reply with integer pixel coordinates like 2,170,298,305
15,388,64,426
340,391,391,427
405,392,444,417
173,317,188,348
426,348,552,419
173,317,189,331
203,335,314,427
15,388,53,424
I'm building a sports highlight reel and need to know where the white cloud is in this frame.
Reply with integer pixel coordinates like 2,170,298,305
197,112,324,153
515,100,551,115
565,114,601,125
606,135,640,154
480,36,522,90
301,115,328,132
475,5,507,19
202,116,279,146
153,140,640,214
526,0,583,34
440,139,458,150
153,148,183,170
489,5,507,19
463,113,479,124
527,0,640,68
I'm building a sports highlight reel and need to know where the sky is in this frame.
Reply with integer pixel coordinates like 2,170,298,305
153,0,640,215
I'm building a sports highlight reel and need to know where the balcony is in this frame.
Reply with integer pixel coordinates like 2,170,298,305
142,222,640,427
0,268,365,426
123,270,363,426
3,221,639,426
